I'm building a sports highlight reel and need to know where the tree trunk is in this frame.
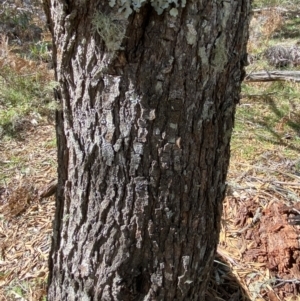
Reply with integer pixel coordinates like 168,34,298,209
44,1,251,300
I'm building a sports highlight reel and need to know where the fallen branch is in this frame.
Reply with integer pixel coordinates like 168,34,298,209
252,6,288,13
244,70,300,82
252,7,300,16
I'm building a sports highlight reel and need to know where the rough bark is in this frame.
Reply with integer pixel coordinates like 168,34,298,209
44,1,251,300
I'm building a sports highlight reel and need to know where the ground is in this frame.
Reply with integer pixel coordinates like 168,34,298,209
0,1,300,300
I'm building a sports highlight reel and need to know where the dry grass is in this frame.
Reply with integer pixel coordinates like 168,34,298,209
0,125,56,301
248,8,284,55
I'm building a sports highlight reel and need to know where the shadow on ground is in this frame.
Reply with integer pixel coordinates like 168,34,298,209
206,255,251,301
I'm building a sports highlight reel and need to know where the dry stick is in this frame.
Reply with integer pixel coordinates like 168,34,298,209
240,92,277,98
245,70,300,82
235,162,300,181
273,278,300,288
252,7,288,13
273,181,300,187
252,7,300,15
217,248,241,267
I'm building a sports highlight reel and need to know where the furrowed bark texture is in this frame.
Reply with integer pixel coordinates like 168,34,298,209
44,1,251,300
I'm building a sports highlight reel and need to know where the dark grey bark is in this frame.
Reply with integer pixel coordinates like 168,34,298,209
44,1,251,300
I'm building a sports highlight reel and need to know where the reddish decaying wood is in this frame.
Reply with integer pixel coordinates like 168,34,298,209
44,0,251,300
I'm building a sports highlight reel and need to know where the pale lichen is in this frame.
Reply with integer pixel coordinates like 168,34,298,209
210,1,233,72
186,23,197,46
92,11,126,51
108,0,186,17
95,1,186,51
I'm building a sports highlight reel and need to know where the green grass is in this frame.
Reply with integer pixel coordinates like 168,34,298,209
253,0,300,9
238,0,300,162
273,16,300,41
43,137,57,149
5,279,47,301
0,66,57,137
5,280,30,300
0,5,31,30
28,41,52,62
231,81,300,162
0,155,24,183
